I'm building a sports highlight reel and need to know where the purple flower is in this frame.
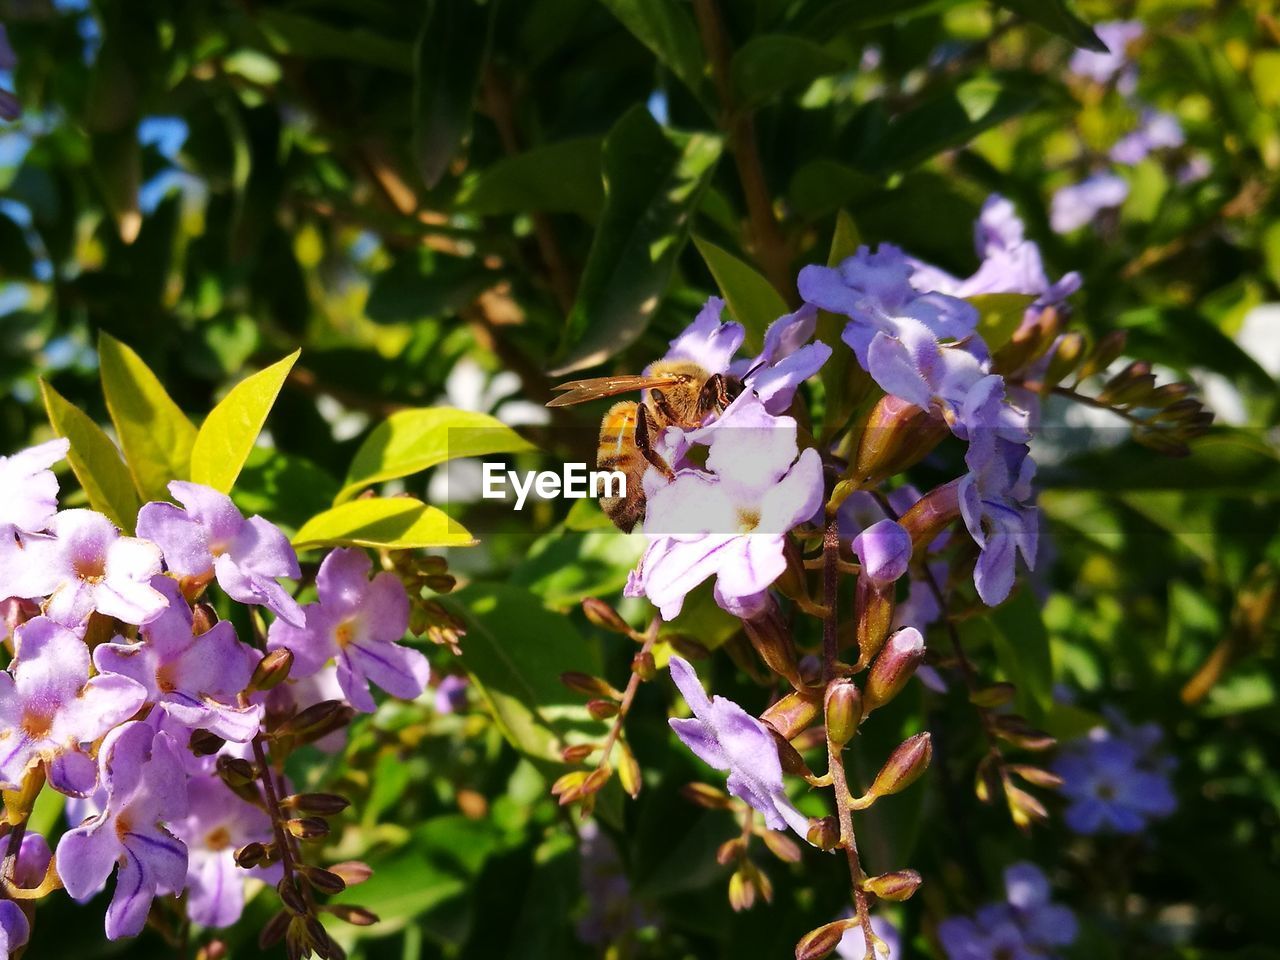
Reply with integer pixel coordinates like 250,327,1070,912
1052,722,1176,834
1110,110,1185,166
172,773,278,928
267,548,426,712
0,617,147,796
434,673,469,714
1068,21,1143,90
0,438,69,537
1,509,166,626
94,577,263,742
852,519,912,585
625,394,823,620
660,298,830,415
0,901,28,959
959,438,1038,606
798,245,979,374
56,721,189,940
837,915,900,960
0,832,52,955
1050,173,1129,234
939,862,1076,960
136,481,304,626
667,655,810,837
575,820,655,946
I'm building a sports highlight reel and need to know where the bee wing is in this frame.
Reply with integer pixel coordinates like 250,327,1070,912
545,374,685,407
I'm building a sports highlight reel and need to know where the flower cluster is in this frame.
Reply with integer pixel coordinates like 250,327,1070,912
0,443,432,952
1052,713,1176,834
938,863,1078,960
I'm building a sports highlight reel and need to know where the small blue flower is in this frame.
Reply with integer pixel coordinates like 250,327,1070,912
1052,717,1176,835
939,862,1077,960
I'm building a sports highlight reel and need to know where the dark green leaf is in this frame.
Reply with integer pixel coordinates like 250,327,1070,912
256,10,414,71
730,34,846,108
995,0,1106,53
692,235,790,352
597,0,710,103
459,137,604,218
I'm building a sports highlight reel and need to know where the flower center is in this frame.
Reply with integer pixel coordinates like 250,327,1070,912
736,508,761,533
334,619,356,649
114,813,133,841
156,660,181,694
21,703,56,739
72,553,106,582
204,826,232,851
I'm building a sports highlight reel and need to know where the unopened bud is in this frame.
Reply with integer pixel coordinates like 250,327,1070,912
898,481,961,554
551,770,589,801
760,687,823,740
285,817,330,840
806,816,839,851
740,600,802,688
992,715,1055,751
863,868,923,901
852,519,912,586
277,877,308,914
1009,764,1065,790
561,743,595,764
1075,329,1127,383
772,730,811,777
864,628,925,713
762,829,802,864
249,647,294,693
196,939,228,960
854,395,950,485
423,574,456,594
1097,361,1156,406
560,671,622,700
728,867,755,912
717,837,747,865
235,842,269,868
282,793,351,816
327,861,374,887
632,650,656,681
301,866,347,895
587,698,620,720
216,756,256,787
794,919,854,960
969,683,1016,708
1154,398,1204,422
681,782,733,809
192,602,219,635
258,910,291,949
617,741,642,798
861,733,932,803
189,729,226,757
1043,332,1085,388
824,681,862,747
1005,781,1049,830
328,904,379,927
854,576,894,670
277,699,355,743
1146,381,1191,407
582,597,634,635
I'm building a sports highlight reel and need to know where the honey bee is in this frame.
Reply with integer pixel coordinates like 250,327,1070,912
547,360,742,531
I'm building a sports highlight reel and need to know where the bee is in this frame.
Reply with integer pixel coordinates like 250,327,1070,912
547,360,742,531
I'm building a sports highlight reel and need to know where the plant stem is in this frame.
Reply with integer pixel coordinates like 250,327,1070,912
597,617,660,768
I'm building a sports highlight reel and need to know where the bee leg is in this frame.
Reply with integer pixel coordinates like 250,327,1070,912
635,405,675,480
648,387,683,428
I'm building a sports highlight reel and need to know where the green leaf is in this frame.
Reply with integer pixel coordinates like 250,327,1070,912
552,106,722,374
597,0,709,104
189,350,299,494
511,528,647,610
40,379,141,532
0,211,33,277
988,589,1054,721
788,159,879,219
255,10,414,71
969,293,1036,352
91,129,141,244
366,250,501,325
232,447,340,536
412,0,497,189
994,0,1105,52
443,583,608,762
799,0,962,35
730,34,846,108
337,407,535,503
98,332,197,502
692,235,790,353
458,137,604,218
292,498,475,550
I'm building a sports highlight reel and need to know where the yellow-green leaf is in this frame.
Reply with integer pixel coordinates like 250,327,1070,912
40,379,140,532
98,332,197,502
969,293,1036,352
693,235,790,353
190,350,300,494
292,498,476,550
337,407,536,504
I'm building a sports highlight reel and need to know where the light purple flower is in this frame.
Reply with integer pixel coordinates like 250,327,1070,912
56,721,189,940
959,438,1038,606
172,773,278,928
1068,21,1143,89
136,481,304,627
94,577,263,742
1052,723,1176,834
798,245,979,374
1050,173,1129,234
852,519,912,585
939,862,1076,960
0,438,69,537
660,298,830,416
667,655,810,837
1,509,166,626
267,548,426,713
434,674,469,714
0,832,51,953
0,901,28,959
0,616,147,796
1110,110,1185,166
837,915,900,959
625,393,823,620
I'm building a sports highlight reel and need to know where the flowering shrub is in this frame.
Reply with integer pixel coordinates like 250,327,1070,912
2,1,1279,960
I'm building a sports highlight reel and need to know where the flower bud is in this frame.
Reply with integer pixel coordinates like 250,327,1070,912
277,699,355,742
854,575,894,670
806,816,840,851
283,793,351,816
560,672,622,700
248,647,294,693
1097,361,1156,406
561,743,595,764
258,910,291,949
852,519,912,586
681,782,732,809
717,837,747,865
189,729,226,757
854,395,951,484
586,698,620,720
285,817,330,841
740,600,802,688
824,680,862,748
301,866,347,895
617,740,642,798
632,651,656,681
1008,764,1064,790
772,730,812,777
898,480,961,553
992,714,1055,751
327,861,374,887
1075,329,1127,383
328,904,379,927
863,733,932,802
235,842,269,868
216,756,257,787
423,573,456,594
191,602,219,635
864,628,925,713
196,939,228,960
582,597,633,636
760,686,823,740
969,683,1016,708
1043,331,1086,388
277,877,308,914
762,830,802,864
794,919,854,960
863,869,922,902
